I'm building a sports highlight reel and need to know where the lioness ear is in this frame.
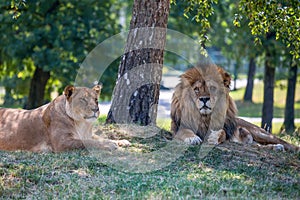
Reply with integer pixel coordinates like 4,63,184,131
64,85,75,99
93,84,102,95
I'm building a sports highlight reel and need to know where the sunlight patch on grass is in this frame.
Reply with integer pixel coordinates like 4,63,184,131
1,126,299,199
231,80,300,118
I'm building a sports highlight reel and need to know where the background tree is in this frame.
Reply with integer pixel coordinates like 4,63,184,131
283,60,298,134
0,0,122,108
208,0,262,97
236,0,300,131
261,32,276,131
237,0,300,59
243,57,256,102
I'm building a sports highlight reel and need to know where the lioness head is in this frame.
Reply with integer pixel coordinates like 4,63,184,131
64,85,102,122
180,65,231,116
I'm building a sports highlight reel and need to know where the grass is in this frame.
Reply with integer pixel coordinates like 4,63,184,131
0,128,299,199
1,79,300,199
1,119,300,199
230,79,300,133
230,80,300,118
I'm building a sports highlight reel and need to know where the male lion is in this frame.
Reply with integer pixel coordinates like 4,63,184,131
171,64,299,152
0,85,128,152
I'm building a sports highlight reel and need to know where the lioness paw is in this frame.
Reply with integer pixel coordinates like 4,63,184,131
184,136,202,145
207,129,226,145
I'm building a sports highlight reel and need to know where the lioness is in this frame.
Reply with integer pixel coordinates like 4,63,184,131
0,85,128,152
171,64,299,152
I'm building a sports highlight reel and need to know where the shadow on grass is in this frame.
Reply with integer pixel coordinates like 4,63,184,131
1,139,299,199
1,125,299,199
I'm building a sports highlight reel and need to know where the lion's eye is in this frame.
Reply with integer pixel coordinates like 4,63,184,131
209,86,217,92
194,87,200,94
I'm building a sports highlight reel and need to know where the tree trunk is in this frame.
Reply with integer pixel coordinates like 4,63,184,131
243,57,256,102
233,62,238,91
261,50,275,132
3,87,13,106
25,67,50,109
106,0,170,125
283,63,298,134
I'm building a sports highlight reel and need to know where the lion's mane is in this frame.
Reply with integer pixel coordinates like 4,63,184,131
171,64,237,141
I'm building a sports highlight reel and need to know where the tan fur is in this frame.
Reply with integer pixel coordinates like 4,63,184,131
234,118,299,152
0,85,126,153
171,64,237,145
171,65,300,152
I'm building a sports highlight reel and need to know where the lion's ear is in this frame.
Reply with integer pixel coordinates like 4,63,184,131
64,85,75,99
223,72,231,88
93,84,102,95
218,67,231,88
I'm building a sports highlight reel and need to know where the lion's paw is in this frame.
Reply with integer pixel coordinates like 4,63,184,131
207,129,226,145
102,142,118,151
115,139,131,147
184,135,202,145
273,144,285,151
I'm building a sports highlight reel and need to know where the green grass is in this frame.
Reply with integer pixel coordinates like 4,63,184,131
0,94,3,105
1,129,299,199
230,80,300,118
230,80,300,133
1,118,299,199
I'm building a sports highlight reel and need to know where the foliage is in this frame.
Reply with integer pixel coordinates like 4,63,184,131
208,0,262,64
9,0,27,19
0,0,123,103
179,0,299,62
236,0,300,60
1,0,299,105
172,0,218,54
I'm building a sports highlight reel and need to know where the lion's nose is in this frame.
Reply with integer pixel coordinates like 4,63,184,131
92,107,99,113
199,97,210,103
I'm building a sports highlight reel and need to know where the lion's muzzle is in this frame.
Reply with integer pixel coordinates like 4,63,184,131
199,96,212,114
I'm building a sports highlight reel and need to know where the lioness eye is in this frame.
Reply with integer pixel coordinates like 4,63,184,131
194,87,200,94
80,98,88,103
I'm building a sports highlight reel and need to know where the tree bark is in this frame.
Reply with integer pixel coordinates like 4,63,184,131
261,49,275,132
283,63,298,134
3,87,13,106
25,67,50,109
106,0,170,125
243,57,256,102
233,62,238,91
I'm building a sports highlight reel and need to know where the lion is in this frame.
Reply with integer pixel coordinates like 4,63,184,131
0,85,129,152
171,64,299,152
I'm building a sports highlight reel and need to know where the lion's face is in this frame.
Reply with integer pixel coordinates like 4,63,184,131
64,85,102,122
192,79,220,115
180,66,229,117
171,65,237,142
